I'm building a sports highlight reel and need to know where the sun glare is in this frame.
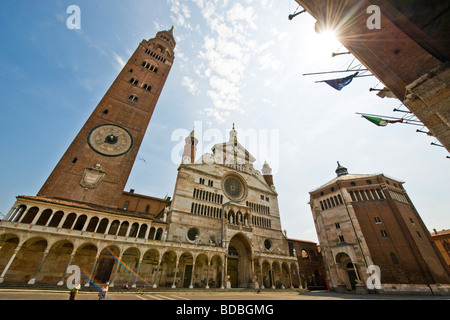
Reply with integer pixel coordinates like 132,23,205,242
308,29,342,59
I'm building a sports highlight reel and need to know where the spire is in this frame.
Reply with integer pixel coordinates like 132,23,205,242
155,26,176,51
335,161,348,177
229,123,238,142
262,161,274,187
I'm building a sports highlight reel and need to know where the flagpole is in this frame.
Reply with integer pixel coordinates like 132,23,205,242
356,113,424,126
315,74,373,83
303,69,368,76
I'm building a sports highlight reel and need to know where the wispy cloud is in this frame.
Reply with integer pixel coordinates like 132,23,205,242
182,76,200,95
167,0,266,123
112,51,126,71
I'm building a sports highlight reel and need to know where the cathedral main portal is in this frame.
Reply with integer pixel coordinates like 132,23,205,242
227,233,252,288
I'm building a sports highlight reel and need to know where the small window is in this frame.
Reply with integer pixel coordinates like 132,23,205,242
72,158,78,164
335,222,341,229
381,230,389,237
260,195,264,200
123,201,129,211
264,239,272,250
390,252,399,265
301,249,309,261
350,182,356,186
187,228,199,242
374,217,382,224
338,235,345,243
128,95,138,102
143,83,151,91
145,205,150,214
366,180,372,185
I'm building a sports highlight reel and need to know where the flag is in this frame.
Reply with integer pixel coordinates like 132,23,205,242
362,115,403,127
320,72,359,91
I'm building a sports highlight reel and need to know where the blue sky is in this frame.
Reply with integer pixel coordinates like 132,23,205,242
0,0,448,243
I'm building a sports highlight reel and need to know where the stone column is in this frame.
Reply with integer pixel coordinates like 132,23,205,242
171,257,180,288
153,258,162,288
205,258,210,289
85,253,100,287
288,266,294,289
28,248,50,285
0,245,22,283
270,265,275,289
257,261,264,289
132,257,143,288
109,252,124,288
57,252,76,286
189,260,196,289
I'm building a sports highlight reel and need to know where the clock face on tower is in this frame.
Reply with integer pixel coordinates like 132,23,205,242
87,124,133,157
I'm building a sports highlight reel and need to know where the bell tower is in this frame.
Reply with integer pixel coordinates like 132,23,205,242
37,28,176,208
182,130,198,164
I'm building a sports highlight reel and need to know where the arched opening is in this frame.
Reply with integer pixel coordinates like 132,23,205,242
36,209,52,226
160,251,177,287
94,246,119,284
8,237,48,283
335,252,360,291
40,240,74,284
62,213,77,229
118,247,141,285
85,217,99,232
71,244,98,284
0,234,20,276
210,255,223,288
227,233,253,288
180,252,194,288
21,207,39,224
73,215,87,231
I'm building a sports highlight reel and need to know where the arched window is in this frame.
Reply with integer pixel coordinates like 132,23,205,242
108,220,120,235
301,249,310,261
138,224,147,238
118,221,129,236
21,207,39,224
128,95,138,103
142,83,152,91
62,213,77,229
36,209,52,226
86,216,99,232
129,223,139,237
97,218,109,234
73,214,87,231
48,211,64,228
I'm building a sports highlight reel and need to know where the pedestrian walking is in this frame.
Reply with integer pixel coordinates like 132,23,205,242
69,284,81,300
98,282,109,300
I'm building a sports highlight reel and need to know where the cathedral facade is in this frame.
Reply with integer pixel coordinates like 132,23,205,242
0,29,298,290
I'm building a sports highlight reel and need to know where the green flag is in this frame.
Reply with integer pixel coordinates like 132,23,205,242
362,115,403,127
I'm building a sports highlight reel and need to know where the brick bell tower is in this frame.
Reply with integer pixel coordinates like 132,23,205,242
37,27,176,208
